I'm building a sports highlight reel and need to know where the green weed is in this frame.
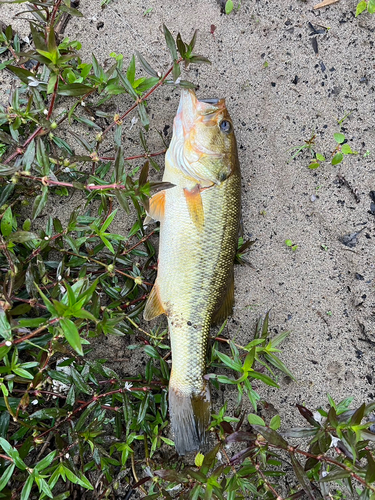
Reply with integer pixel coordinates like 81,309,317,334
0,2,375,499
356,0,375,16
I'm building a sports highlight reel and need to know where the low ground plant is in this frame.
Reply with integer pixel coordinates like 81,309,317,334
0,1,375,498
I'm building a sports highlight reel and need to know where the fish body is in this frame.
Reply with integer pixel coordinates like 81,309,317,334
144,89,241,455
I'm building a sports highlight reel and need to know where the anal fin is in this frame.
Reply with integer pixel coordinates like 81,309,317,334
143,283,165,321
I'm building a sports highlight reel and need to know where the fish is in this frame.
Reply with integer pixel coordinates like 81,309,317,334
143,89,241,455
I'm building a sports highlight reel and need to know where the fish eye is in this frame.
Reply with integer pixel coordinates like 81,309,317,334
219,120,232,133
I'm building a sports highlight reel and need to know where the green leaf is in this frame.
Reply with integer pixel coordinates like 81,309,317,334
101,208,118,232
195,452,204,467
13,367,34,379
0,131,16,146
35,284,57,316
0,164,20,176
308,162,320,170
334,133,345,144
319,469,351,482
187,55,211,65
9,231,40,243
1,206,13,237
0,309,11,340
100,235,115,254
290,453,315,500
62,466,93,490
331,153,343,165
248,370,279,387
52,136,73,155
58,83,93,96
126,55,136,84
316,153,325,161
117,71,138,100
187,30,198,54
270,414,281,430
356,0,367,16
366,451,375,483
341,143,353,154
216,351,241,372
0,185,15,208
172,61,180,82
70,367,93,395
59,4,83,16
248,414,265,426
22,139,35,170
350,402,365,426
138,102,149,131
136,51,158,78
60,318,83,356
163,25,177,61
269,330,290,348
38,477,53,498
263,352,295,380
368,0,375,13
47,73,57,94
0,345,12,358
0,463,15,491
32,186,48,219
35,450,57,471
251,425,289,449
114,146,124,182
21,475,34,500
242,349,255,372
175,79,196,89
36,138,50,175
0,437,13,457
137,393,150,424
176,33,186,58
225,0,234,14
6,65,35,84
283,427,317,438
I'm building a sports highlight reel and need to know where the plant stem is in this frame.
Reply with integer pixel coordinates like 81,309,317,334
101,57,183,138
0,317,61,350
99,150,166,162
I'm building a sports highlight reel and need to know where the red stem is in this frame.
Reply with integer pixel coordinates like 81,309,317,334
0,317,61,350
101,58,182,137
99,150,166,162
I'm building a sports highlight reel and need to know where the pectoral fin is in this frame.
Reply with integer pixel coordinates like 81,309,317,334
145,190,165,224
183,185,204,231
212,270,234,325
144,282,165,321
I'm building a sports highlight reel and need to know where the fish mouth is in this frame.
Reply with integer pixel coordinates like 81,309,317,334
174,90,226,143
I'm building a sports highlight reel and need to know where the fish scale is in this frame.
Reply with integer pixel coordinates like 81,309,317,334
144,89,241,455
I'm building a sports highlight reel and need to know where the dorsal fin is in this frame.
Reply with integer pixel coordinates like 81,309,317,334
143,282,165,321
183,185,204,231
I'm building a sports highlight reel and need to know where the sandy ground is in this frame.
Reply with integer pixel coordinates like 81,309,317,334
1,0,375,448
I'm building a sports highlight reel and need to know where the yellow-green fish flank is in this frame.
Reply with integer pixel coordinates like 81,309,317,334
144,89,241,455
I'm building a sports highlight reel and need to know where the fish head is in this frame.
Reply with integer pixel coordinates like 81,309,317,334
171,89,238,186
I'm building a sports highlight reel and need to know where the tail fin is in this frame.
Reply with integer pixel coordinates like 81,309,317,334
168,382,211,455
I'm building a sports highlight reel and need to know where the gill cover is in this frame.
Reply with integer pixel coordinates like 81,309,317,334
167,89,236,186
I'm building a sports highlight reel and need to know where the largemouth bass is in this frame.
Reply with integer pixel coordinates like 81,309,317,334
144,89,241,455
